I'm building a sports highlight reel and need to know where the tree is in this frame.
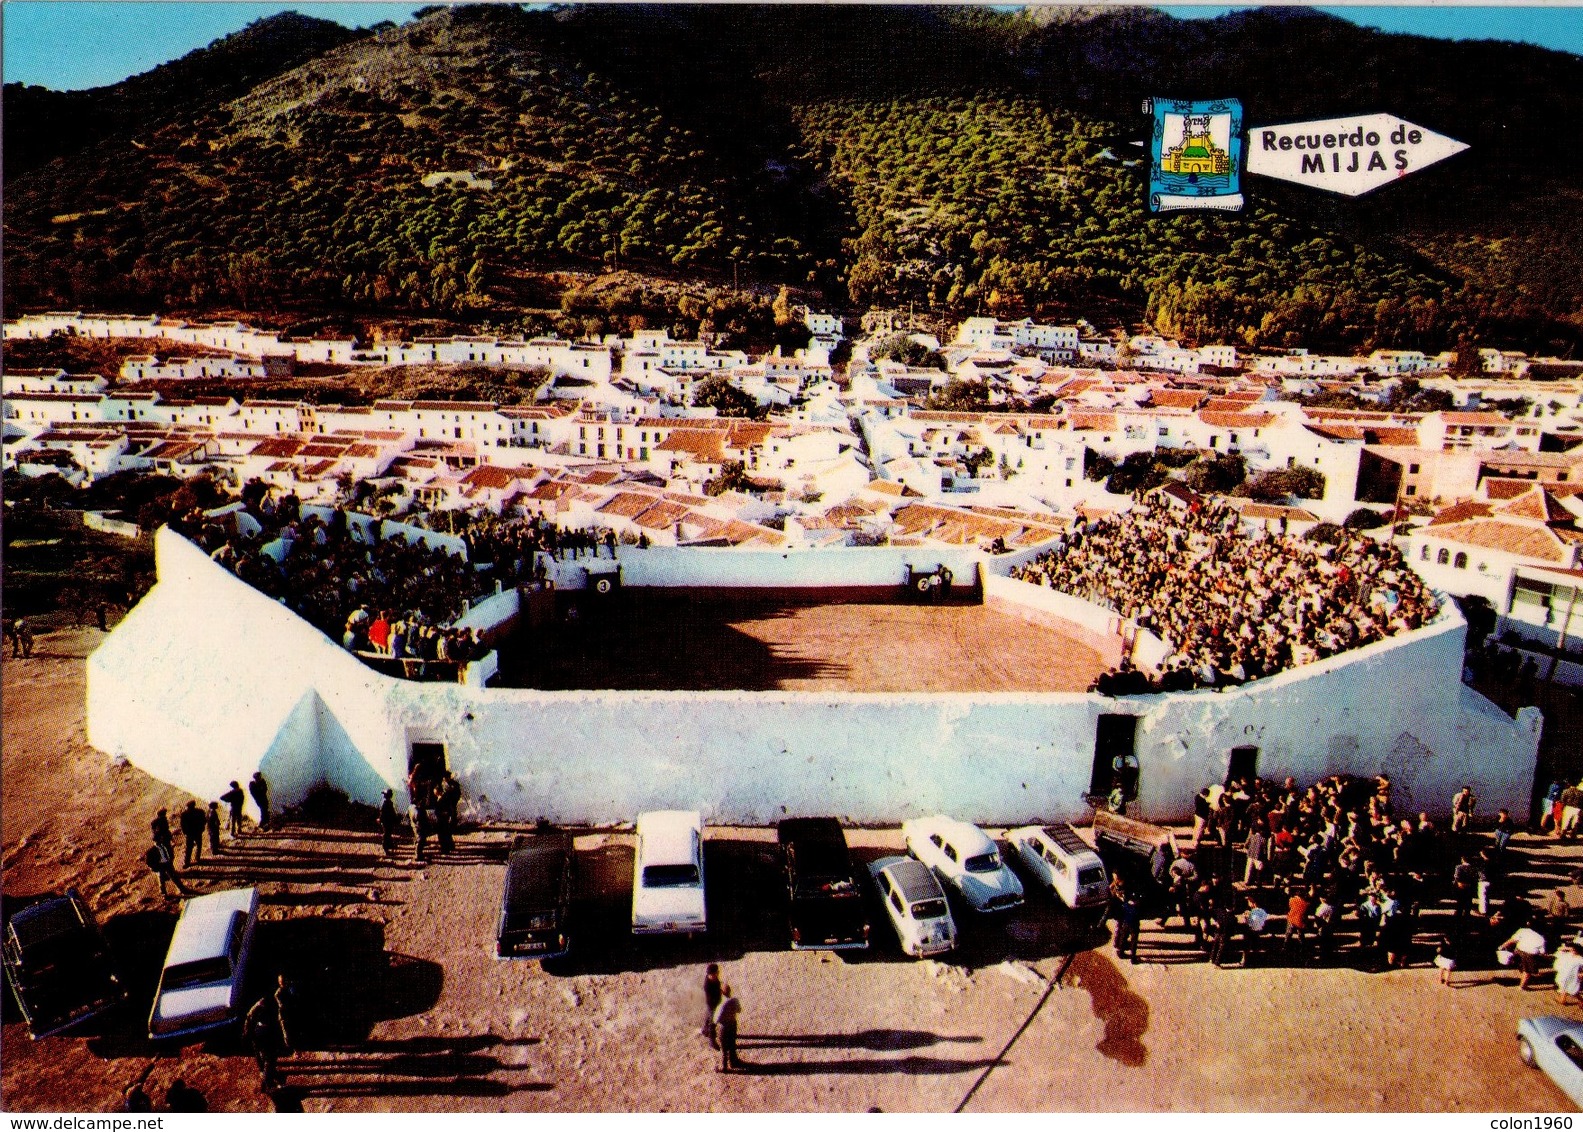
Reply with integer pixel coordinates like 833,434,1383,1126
704,460,748,496
1344,507,1388,530
924,379,989,413
1239,466,1326,502
691,374,762,419
1184,453,1246,495
961,447,994,478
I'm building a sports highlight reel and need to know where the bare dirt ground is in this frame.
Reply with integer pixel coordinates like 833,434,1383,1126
498,595,1109,693
4,627,1581,1113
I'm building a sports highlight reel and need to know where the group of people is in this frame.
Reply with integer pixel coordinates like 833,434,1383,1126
1009,495,1439,692
1109,771,1536,975
143,773,271,898
384,760,464,863
340,608,489,681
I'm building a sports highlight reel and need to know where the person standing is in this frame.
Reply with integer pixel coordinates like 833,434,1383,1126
207,802,223,855
1114,887,1142,964
378,790,400,857
435,772,461,855
409,803,429,864
245,995,284,1092
179,800,207,868
145,840,190,898
273,973,300,1055
1493,808,1516,852
249,772,272,831
701,963,722,1048
714,983,742,1072
1452,785,1477,834
222,781,247,836
151,809,174,854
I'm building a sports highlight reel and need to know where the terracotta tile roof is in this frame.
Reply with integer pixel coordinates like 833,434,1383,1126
1066,411,1117,431
1199,410,1277,428
1425,519,1573,562
1428,500,1495,526
597,491,663,520
655,430,728,461
632,500,691,529
462,464,520,490
1494,485,1575,523
248,438,304,458
1148,389,1208,410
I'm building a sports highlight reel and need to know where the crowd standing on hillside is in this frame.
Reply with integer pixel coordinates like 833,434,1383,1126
1010,495,1438,692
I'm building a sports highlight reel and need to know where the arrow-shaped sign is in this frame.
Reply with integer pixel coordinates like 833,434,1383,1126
1245,114,1468,196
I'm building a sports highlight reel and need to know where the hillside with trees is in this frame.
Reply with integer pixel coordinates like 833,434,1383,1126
7,4,1583,354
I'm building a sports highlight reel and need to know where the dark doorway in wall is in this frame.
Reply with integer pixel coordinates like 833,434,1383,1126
1092,714,1139,798
1227,745,1259,787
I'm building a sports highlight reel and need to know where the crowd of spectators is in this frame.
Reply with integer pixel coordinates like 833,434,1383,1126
1108,771,1548,980
1010,494,1439,692
174,495,534,679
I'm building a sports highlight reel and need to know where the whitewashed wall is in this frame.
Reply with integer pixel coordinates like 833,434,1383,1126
605,545,986,591
87,530,1543,826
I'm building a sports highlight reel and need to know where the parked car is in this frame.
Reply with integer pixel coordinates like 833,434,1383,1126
148,887,259,1041
2,889,124,1039
868,856,956,957
497,830,575,960
1090,810,1179,917
1008,823,1110,910
902,815,1024,912
631,811,707,936
1518,1015,1583,1107
777,817,870,951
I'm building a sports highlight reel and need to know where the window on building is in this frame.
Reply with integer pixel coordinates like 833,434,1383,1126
1454,553,1468,569
1409,464,1420,473
1437,548,1450,565
1420,545,1430,561
1405,486,1417,496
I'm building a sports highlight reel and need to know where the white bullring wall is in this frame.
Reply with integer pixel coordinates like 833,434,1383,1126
610,545,984,590
85,529,1543,825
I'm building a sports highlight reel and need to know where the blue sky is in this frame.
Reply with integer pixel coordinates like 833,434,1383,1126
4,2,1583,91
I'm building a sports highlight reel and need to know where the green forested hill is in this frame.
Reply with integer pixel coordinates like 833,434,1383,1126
6,4,1583,353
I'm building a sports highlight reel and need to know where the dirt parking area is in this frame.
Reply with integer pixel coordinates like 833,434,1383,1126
3,628,1581,1112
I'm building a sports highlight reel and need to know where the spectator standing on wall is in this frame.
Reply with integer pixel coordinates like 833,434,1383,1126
249,772,272,831
206,802,223,855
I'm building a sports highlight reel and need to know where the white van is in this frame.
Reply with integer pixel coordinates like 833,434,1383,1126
631,811,707,936
1008,823,1110,909
148,887,259,1040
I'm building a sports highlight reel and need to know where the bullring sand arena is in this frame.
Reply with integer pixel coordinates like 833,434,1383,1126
497,592,1109,692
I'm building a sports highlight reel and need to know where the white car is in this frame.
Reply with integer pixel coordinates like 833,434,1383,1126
902,815,1024,912
868,856,956,958
148,887,259,1040
1518,1015,1583,1107
631,811,707,935
1007,823,1110,909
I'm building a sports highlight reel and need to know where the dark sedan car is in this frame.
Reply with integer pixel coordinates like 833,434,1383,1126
3,889,124,1039
778,817,870,951
497,831,575,960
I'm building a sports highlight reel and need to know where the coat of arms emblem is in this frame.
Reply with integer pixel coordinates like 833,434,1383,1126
1146,97,1244,213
